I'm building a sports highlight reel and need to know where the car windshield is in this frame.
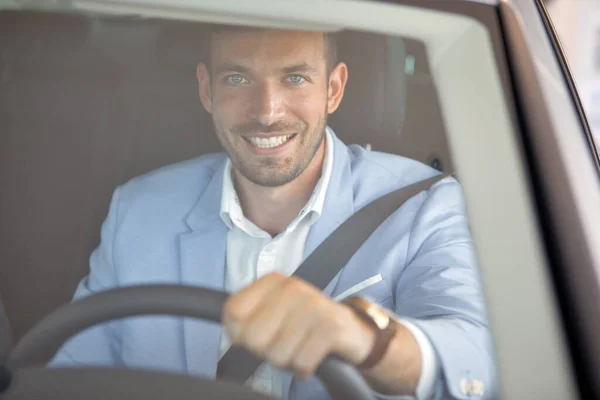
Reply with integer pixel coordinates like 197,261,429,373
0,2,526,400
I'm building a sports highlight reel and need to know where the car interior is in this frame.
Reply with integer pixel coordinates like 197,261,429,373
0,10,450,349
3,0,597,398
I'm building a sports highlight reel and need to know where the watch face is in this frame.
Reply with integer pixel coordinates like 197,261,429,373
349,297,391,330
365,305,391,330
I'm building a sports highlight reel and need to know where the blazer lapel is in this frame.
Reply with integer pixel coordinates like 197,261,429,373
303,132,355,299
179,160,228,377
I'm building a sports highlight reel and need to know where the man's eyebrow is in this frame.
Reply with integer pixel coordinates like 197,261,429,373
281,63,319,75
213,63,250,75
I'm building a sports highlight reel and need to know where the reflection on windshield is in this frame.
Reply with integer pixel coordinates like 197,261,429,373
0,13,495,400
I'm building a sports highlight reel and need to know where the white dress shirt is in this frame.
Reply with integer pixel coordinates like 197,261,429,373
218,128,440,399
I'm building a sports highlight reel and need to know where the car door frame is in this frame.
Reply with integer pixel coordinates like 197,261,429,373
499,0,600,398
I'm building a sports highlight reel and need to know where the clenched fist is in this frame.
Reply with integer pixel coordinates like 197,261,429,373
222,272,376,379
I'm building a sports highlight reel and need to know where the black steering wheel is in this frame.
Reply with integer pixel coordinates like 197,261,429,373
0,285,376,400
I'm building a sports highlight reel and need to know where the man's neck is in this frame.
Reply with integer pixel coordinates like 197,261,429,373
233,140,326,237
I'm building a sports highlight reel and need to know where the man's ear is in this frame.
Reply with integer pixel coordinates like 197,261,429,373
197,63,213,114
327,62,348,114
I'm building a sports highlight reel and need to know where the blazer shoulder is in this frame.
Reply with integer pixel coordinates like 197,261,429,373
116,153,226,208
347,145,452,205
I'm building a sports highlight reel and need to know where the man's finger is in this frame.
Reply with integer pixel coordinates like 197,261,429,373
239,282,310,355
222,272,286,339
291,322,333,380
265,298,324,369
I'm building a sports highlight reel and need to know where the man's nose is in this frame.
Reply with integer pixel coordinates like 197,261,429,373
249,83,286,127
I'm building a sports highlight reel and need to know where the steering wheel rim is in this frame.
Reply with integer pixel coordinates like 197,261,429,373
0,366,278,400
2,285,375,400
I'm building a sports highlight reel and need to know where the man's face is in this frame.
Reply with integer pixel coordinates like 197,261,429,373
197,29,347,187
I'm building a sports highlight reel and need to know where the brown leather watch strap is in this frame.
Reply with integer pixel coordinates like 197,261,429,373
343,297,397,370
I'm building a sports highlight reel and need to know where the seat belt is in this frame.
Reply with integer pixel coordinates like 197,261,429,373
216,173,447,383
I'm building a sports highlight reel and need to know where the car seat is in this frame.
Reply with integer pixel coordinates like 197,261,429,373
0,294,11,362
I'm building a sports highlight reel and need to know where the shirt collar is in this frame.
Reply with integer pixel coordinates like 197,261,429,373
220,126,335,235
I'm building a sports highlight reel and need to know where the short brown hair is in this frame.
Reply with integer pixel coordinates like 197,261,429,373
205,25,338,73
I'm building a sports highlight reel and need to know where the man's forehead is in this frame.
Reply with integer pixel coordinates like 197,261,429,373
210,28,327,68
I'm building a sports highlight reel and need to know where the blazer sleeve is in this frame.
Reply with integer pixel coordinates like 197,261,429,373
48,188,124,367
394,177,497,400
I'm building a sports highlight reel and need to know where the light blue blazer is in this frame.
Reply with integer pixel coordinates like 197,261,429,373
51,131,495,399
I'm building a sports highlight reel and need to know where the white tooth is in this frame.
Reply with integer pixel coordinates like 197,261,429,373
247,135,291,148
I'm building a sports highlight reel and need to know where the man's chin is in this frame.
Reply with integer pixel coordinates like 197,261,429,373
246,173,297,188
235,165,299,188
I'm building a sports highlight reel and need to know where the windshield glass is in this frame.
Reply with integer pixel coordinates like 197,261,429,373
0,4,506,400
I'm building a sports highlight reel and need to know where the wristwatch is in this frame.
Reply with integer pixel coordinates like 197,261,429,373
342,296,397,370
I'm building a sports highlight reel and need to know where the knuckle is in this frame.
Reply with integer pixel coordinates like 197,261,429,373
282,277,304,295
244,338,267,356
223,300,245,323
267,349,290,369
282,276,297,288
285,276,315,293
246,329,272,354
306,295,327,314
293,357,316,377
263,271,285,282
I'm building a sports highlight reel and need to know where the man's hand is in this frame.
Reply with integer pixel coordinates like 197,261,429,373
222,272,376,379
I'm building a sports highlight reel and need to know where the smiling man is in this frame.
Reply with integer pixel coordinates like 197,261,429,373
51,27,495,400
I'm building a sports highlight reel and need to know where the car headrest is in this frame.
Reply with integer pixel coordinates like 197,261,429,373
329,30,407,150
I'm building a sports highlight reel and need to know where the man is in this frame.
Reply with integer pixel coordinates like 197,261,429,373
51,27,495,399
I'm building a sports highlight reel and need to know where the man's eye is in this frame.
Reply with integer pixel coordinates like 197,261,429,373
227,75,248,85
287,74,306,85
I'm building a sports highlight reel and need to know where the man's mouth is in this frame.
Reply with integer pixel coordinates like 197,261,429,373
242,134,296,149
